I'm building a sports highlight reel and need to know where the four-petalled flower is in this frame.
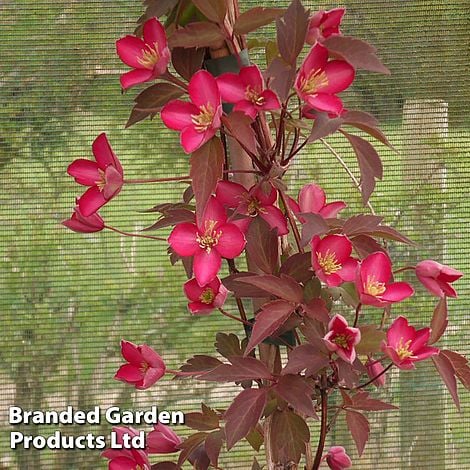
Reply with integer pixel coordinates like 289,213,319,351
324,314,361,364
183,276,228,315
415,260,463,298
306,8,346,45
62,202,105,233
147,423,181,454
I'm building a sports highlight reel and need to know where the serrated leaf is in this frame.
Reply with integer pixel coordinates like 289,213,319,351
252,457,263,470
371,225,415,245
346,410,370,456
302,298,330,323
180,355,223,374
215,332,244,358
234,7,285,34
238,274,303,303
282,343,329,376
221,112,258,155
224,388,267,450
440,350,470,390
343,214,383,236
265,57,296,102
356,325,386,355
351,234,386,257
190,137,224,220
432,353,460,410
337,358,360,388
245,426,264,451
429,297,448,344
185,404,219,431
151,462,179,470
300,213,329,247
204,430,224,467
279,252,313,283
200,356,273,382
169,22,225,49
193,0,226,23
275,375,317,418
308,112,343,143
222,272,272,298
144,208,195,231
347,391,398,411
177,432,208,467
245,218,279,274
245,300,295,354
171,47,205,81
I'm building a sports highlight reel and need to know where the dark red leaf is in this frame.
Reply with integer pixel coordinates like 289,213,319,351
432,353,460,410
265,57,296,102
143,208,195,231
245,300,295,354
355,325,386,355
192,0,226,23
337,358,360,388
251,457,263,470
323,35,390,74
300,316,326,345
430,297,448,344
139,0,178,22
190,136,224,220
282,343,329,376
234,7,285,34
169,22,225,49
275,375,317,418
204,430,224,467
343,214,383,237
215,332,244,359
279,252,313,283
151,462,179,470
346,410,370,456
200,356,273,382
180,355,223,374
347,391,398,411
440,350,470,390
222,272,273,298
308,112,343,143
245,218,279,274
300,213,329,247
177,432,208,467
246,426,264,451
342,110,380,128
224,388,267,450
351,234,386,257
221,112,258,155
237,274,303,303
302,298,330,323
371,225,415,245
172,47,205,81
185,404,219,431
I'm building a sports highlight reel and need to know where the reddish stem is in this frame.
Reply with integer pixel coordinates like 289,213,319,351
393,266,416,274
355,363,393,390
278,189,304,254
312,376,329,470
104,225,166,241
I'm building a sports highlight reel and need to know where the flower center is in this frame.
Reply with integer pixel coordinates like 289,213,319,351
199,288,215,304
191,103,215,132
196,220,222,253
139,361,149,374
365,275,386,296
316,249,342,275
245,86,265,106
332,333,350,349
396,337,413,360
246,197,265,216
300,69,329,95
95,169,107,191
138,43,160,69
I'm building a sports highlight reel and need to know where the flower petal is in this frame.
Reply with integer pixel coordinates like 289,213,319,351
215,180,246,207
260,206,288,235
301,44,329,76
299,183,326,213
116,35,147,68
240,65,264,89
140,344,165,370
183,278,205,302
259,89,281,111
337,257,358,282
216,223,246,258
180,126,212,154
189,70,220,108
317,234,352,263
140,366,165,389
103,165,124,200
253,184,277,206
322,60,355,94
320,201,346,218
121,340,142,364
161,100,198,130
360,251,392,284
120,68,155,89
168,223,199,257
92,132,122,172
200,196,227,229
143,17,167,49
77,186,107,217
216,73,246,103
306,93,344,115
193,249,222,286
233,100,258,119
114,364,143,383
67,159,100,186
381,282,414,302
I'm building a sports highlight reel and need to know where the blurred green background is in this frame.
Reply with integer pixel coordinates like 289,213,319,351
0,0,469,468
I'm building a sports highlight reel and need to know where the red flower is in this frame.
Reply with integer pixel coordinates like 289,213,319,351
168,196,246,286
287,183,346,221
114,340,166,390
161,70,222,153
311,235,357,287
415,260,463,298
325,445,352,470
147,423,181,454
67,133,123,217
215,181,288,235
365,358,386,387
306,8,345,45
381,316,439,370
62,203,105,233
183,277,228,315
356,252,414,307
295,44,355,116
324,314,361,364
116,17,170,90
216,65,281,119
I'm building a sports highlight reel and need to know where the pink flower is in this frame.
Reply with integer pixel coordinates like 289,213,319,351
356,252,414,307
324,314,361,364
415,260,463,298
168,196,246,286
325,446,352,470
62,203,105,233
311,235,357,287
295,44,355,116
365,358,386,387
161,70,222,153
116,17,170,89
147,423,181,454
287,183,346,221
216,65,281,118
381,316,439,370
183,277,228,315
67,133,123,217
306,8,345,45
114,340,166,390
215,181,288,235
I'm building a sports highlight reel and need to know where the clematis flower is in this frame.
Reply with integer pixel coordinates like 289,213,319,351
216,65,281,118
102,447,150,470
295,44,355,116
183,277,228,315
116,17,170,89
306,8,345,45
415,260,463,298
67,133,124,217
215,181,288,235
287,183,346,221
115,340,166,390
168,196,246,286
62,202,105,233
311,235,357,287
324,314,361,364
147,423,181,454
381,316,439,370
325,446,352,470
161,70,222,154
365,357,386,387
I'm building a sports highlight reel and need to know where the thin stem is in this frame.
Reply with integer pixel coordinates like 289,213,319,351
162,71,188,91
320,138,376,215
124,176,190,184
104,225,166,241
326,407,343,433
353,303,362,327
219,308,253,326
285,137,309,164
278,189,304,254
393,266,416,274
355,363,393,390
312,376,329,470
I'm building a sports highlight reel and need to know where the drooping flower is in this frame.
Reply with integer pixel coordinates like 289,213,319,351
356,252,414,307
168,196,246,286
287,183,346,221
116,17,170,89
381,316,439,370
67,133,124,217
147,423,181,454
324,314,361,364
415,260,463,298
365,357,386,387
161,70,222,153
62,203,105,233
295,44,355,116
311,235,357,287
183,277,228,315
114,340,166,390
325,445,352,470
215,181,288,235
216,64,281,118
306,8,345,45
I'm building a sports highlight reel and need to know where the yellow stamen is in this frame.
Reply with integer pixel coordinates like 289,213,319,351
138,42,160,69
245,86,265,105
95,169,106,191
196,220,222,253
333,333,349,349
139,361,149,373
300,69,329,95
191,103,215,133
396,337,413,360
199,288,215,304
316,249,342,275
365,275,386,296
246,198,266,217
